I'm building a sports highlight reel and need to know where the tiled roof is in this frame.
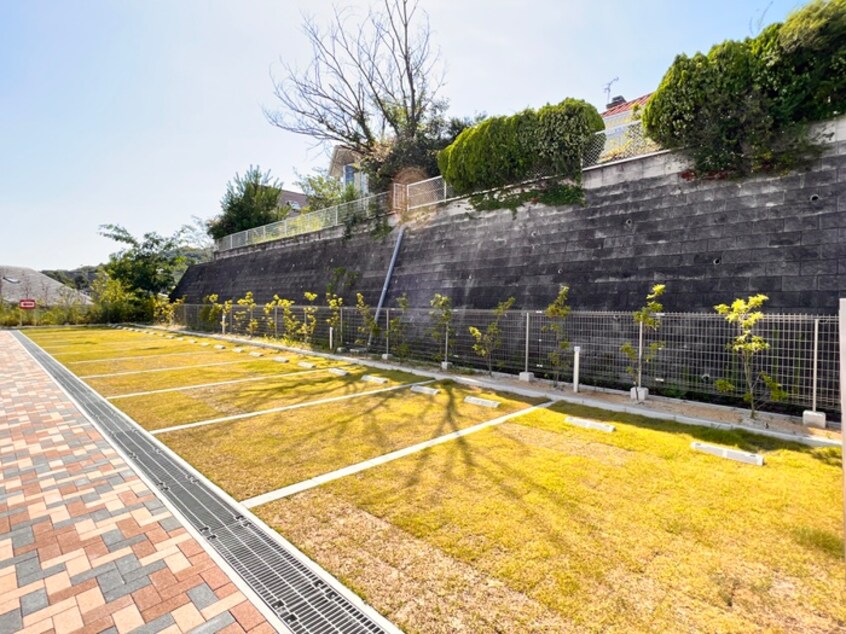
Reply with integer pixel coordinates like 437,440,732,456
602,93,652,118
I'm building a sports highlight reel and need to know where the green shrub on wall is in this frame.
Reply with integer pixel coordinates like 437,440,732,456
438,99,603,194
643,0,845,176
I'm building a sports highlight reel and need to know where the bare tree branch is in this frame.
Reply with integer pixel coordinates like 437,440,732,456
265,0,443,158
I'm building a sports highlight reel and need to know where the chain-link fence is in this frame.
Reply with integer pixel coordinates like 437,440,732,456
583,120,662,167
214,192,390,253
173,304,840,416
1,304,94,328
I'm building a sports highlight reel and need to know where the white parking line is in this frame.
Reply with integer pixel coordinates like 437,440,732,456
241,401,553,507
107,368,328,399
67,350,221,365
79,360,249,379
150,380,436,436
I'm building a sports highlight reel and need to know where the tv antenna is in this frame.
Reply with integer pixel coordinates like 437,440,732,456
603,77,619,106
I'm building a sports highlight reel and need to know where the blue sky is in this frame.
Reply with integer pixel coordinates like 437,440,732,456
0,0,802,269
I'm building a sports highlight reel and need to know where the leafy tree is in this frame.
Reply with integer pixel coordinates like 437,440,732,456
207,166,284,240
354,292,380,348
469,297,515,375
235,291,259,336
387,294,410,359
714,294,787,420
300,292,319,344
325,292,344,348
99,224,184,299
428,293,454,362
621,284,667,391
543,285,571,386
643,0,846,176
90,269,137,323
295,170,359,211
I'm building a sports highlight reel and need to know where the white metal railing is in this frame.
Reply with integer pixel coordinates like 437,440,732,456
214,192,390,253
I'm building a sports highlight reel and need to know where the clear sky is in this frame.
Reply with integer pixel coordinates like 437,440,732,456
0,0,802,270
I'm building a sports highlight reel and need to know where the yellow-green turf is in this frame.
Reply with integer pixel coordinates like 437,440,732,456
113,367,420,431
160,381,542,500
86,359,347,397
254,401,845,633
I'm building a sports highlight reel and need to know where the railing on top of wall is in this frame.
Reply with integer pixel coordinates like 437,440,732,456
214,121,662,252
172,303,841,418
214,191,390,253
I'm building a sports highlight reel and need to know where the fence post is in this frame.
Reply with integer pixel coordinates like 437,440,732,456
339,308,344,348
442,324,450,370
803,318,826,427
573,346,581,393
839,298,845,564
637,320,644,389
519,312,534,382
329,326,334,351
274,306,278,339
385,308,391,357
443,178,447,200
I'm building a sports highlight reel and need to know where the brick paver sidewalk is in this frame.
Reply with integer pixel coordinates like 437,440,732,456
0,332,275,634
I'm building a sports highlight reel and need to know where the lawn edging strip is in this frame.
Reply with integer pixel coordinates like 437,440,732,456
242,401,554,508
150,379,437,436
15,330,403,634
137,325,839,449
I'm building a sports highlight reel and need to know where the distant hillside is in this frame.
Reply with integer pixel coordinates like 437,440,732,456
42,265,100,294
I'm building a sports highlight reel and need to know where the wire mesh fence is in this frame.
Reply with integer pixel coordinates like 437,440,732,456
583,120,662,168
214,192,390,253
174,304,840,416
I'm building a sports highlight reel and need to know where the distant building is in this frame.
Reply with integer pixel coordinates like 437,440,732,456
278,189,308,213
601,93,652,129
0,265,92,306
328,146,369,195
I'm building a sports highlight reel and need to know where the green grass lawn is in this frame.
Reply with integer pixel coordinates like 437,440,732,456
160,381,541,500
86,358,344,396
114,366,420,430
255,402,845,634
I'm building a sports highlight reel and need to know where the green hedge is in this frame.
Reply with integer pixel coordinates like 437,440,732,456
643,0,846,175
438,99,603,194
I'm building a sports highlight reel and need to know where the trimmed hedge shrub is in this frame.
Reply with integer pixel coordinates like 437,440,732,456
438,99,603,194
643,0,846,176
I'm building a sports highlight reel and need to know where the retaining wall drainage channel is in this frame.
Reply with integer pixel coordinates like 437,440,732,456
13,331,395,634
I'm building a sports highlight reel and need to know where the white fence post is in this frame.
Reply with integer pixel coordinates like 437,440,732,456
839,298,845,564
519,312,534,382
573,346,581,393
803,318,826,427
385,308,391,357
637,320,644,389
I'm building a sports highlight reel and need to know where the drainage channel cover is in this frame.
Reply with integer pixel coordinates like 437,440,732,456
14,332,392,634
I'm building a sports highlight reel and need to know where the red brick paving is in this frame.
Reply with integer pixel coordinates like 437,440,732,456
0,332,274,633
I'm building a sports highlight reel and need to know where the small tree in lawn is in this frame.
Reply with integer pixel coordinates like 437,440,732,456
277,297,300,342
300,292,319,344
200,294,221,331
235,292,259,336
354,293,380,348
621,284,666,399
543,285,571,386
387,294,410,359
325,292,344,349
428,293,454,363
714,294,786,422
469,297,515,376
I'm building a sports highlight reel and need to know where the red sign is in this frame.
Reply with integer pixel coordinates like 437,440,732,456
19,299,36,310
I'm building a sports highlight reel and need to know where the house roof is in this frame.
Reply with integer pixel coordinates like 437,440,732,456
328,146,363,179
0,266,92,305
278,189,308,209
601,93,652,119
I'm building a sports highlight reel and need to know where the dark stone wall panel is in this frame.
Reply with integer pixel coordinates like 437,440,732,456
173,141,846,314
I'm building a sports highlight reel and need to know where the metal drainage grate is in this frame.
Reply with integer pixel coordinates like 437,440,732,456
15,332,393,634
